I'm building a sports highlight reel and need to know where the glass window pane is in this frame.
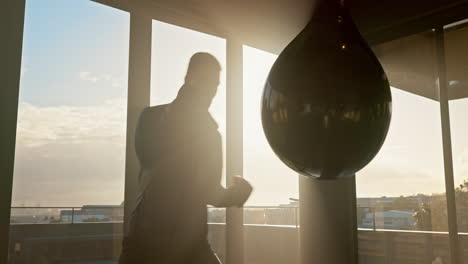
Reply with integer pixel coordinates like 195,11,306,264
151,20,227,262
151,20,226,183
10,0,129,262
242,45,300,264
357,31,450,263
243,45,298,208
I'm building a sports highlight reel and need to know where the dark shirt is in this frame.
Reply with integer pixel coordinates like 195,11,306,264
125,94,225,262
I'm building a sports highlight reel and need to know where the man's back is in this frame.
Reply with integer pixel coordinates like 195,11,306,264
121,102,222,263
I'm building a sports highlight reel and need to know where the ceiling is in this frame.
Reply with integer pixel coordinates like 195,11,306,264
93,0,468,100
95,0,468,53
373,22,468,101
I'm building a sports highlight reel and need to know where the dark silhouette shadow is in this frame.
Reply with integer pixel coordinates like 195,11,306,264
120,52,253,264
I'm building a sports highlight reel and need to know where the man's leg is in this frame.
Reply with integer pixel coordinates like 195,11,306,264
119,235,149,264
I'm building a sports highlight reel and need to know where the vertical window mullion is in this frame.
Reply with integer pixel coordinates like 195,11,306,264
226,39,244,264
1,0,26,262
124,11,152,233
435,26,461,264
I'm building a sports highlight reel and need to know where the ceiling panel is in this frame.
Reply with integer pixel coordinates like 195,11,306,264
92,0,468,100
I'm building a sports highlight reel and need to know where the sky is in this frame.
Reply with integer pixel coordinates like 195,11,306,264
12,0,468,207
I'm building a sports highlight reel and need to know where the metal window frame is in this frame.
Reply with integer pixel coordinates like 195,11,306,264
436,26,461,264
1,1,26,264
123,10,152,234
226,38,244,264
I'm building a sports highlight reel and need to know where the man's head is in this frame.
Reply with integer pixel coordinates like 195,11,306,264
183,52,221,109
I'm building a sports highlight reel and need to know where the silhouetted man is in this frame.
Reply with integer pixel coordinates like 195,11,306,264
120,52,253,264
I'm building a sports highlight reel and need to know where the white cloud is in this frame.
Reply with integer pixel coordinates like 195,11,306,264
79,71,125,88
16,99,127,148
79,71,99,82
357,165,446,197
12,99,128,206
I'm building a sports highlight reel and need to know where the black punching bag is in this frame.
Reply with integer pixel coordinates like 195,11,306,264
261,0,392,179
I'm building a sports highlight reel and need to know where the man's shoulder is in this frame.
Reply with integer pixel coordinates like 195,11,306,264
140,104,170,120
143,104,169,114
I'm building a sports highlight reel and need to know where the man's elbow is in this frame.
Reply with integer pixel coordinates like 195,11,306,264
207,188,237,208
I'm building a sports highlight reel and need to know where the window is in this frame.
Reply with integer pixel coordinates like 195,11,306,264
357,31,451,263
446,19,468,263
242,45,299,220
151,19,227,261
151,20,226,183
357,88,447,230
13,0,129,216
10,0,129,262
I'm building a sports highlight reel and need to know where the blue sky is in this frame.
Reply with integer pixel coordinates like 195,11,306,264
20,0,129,106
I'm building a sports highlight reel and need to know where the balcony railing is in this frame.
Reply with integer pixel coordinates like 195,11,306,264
9,205,453,232
10,206,124,224
8,206,468,264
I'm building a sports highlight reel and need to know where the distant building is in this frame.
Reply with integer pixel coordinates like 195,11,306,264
60,205,123,223
357,195,435,209
361,210,414,230
243,199,299,226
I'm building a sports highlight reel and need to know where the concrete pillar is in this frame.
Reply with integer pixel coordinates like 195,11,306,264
435,27,460,264
123,11,152,234
299,175,358,264
226,39,244,264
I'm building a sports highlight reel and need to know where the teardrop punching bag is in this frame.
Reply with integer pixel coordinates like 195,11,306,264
261,0,392,179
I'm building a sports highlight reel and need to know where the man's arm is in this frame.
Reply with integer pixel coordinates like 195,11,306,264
209,177,252,208
205,133,252,207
